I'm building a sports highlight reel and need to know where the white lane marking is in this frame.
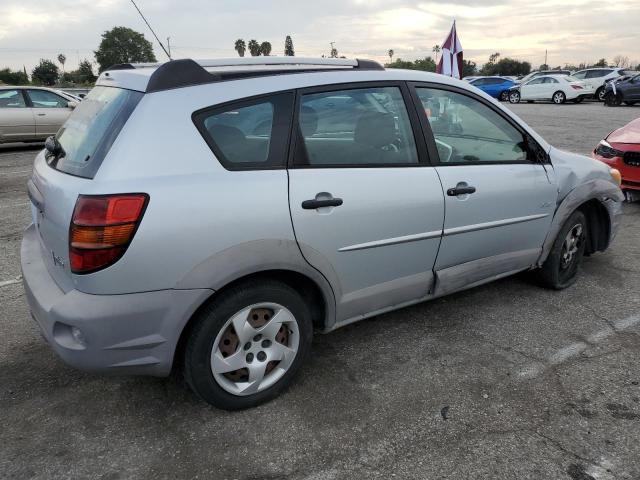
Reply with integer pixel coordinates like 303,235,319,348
0,276,22,288
0,169,32,176
518,315,640,379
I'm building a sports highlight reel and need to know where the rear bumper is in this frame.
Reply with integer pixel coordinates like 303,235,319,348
21,223,212,376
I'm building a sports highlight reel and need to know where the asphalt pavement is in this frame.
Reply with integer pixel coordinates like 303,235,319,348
1,102,639,480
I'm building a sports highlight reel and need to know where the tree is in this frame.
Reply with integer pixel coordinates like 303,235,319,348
74,59,97,84
32,59,59,86
539,64,549,71
612,55,629,68
432,45,441,64
386,57,436,72
260,41,272,56
284,35,295,56
388,49,394,63
488,52,501,64
234,39,246,57
94,26,157,72
330,43,338,58
480,57,531,76
57,54,66,74
248,39,261,56
592,58,608,67
0,68,29,85
462,60,477,77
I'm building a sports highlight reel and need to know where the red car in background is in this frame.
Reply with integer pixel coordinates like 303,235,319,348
593,118,640,200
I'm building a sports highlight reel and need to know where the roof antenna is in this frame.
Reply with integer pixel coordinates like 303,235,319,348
130,0,171,60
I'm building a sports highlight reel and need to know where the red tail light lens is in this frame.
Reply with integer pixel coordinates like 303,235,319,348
571,85,583,90
70,194,148,274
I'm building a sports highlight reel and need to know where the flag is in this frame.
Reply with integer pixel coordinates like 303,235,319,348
436,20,463,79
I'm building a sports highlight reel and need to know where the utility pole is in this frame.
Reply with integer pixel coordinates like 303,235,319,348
544,49,548,67
167,37,171,58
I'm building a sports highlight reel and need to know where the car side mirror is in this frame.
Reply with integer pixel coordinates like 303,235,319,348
67,100,78,109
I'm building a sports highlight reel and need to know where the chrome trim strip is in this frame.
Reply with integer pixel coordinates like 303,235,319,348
338,230,442,252
443,213,550,237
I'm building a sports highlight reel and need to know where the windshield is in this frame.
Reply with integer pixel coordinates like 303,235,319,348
52,86,143,178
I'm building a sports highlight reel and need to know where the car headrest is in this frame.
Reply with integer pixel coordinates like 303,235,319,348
208,124,246,150
300,106,318,137
354,112,396,148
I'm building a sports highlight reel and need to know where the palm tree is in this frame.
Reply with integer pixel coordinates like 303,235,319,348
234,39,246,57
57,53,66,73
260,41,272,56
248,39,261,56
432,45,440,65
388,49,394,63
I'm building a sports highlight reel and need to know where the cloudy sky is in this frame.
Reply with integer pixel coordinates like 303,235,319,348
1,0,639,73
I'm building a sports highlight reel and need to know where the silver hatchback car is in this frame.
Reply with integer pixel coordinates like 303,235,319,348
22,57,623,409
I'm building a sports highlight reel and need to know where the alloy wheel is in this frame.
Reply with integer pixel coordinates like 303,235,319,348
509,92,520,103
553,92,565,104
210,302,300,396
560,224,584,270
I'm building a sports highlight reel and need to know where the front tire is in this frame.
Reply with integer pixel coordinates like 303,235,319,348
509,91,521,103
552,91,566,104
499,91,510,102
537,211,587,290
596,87,605,102
624,101,636,106
183,279,313,410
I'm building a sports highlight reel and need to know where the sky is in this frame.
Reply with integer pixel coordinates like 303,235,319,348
1,0,639,73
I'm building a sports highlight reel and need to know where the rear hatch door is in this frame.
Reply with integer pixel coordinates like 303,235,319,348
27,86,143,291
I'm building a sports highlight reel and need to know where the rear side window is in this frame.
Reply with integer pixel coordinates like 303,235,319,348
294,86,419,167
0,89,26,108
193,93,294,170
52,86,143,178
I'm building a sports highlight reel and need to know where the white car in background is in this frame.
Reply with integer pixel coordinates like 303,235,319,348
572,68,636,101
508,75,594,104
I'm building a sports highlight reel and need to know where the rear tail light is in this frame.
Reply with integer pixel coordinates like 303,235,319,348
571,85,583,90
69,194,148,274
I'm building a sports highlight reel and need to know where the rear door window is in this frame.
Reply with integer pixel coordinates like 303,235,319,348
193,93,293,170
294,86,419,167
51,86,143,178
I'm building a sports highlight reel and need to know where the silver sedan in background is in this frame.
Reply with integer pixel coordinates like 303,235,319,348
0,86,79,144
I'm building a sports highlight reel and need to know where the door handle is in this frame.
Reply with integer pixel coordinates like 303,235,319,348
447,185,476,196
302,198,343,209
37,113,46,116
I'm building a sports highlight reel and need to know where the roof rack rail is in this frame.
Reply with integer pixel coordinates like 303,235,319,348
105,57,384,92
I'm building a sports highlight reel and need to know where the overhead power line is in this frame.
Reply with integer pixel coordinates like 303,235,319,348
130,0,171,60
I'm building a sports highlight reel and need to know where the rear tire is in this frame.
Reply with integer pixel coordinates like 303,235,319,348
573,97,584,104
499,91,510,102
537,211,587,290
552,91,566,104
183,279,313,410
624,101,636,106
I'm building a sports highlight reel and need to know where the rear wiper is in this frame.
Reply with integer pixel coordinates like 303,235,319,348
44,136,65,164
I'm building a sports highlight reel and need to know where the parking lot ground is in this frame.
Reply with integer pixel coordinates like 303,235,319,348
1,103,640,480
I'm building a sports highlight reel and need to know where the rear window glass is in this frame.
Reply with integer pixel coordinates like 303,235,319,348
51,86,142,178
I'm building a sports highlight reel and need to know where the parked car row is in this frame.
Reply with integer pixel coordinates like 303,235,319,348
0,87,79,144
466,68,637,105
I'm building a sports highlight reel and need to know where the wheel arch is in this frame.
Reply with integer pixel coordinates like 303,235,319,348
172,268,332,375
538,179,623,266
